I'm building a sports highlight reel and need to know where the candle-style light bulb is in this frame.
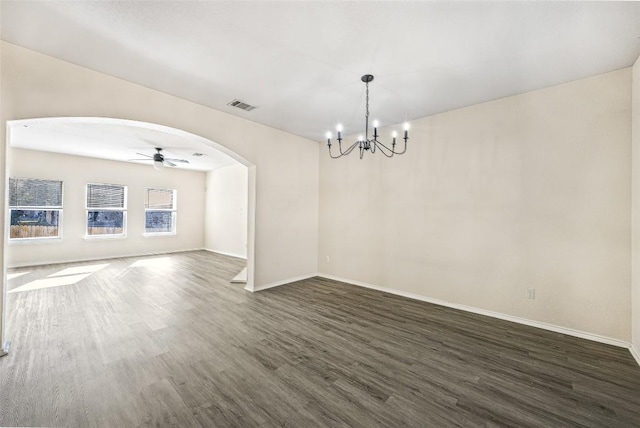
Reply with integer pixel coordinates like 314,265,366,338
326,131,332,139
358,135,364,142
403,122,410,139
336,124,343,140
373,120,379,128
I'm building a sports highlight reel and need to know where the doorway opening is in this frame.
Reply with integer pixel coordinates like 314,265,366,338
1,117,257,353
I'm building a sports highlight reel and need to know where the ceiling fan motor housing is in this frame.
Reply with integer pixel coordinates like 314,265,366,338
153,148,164,162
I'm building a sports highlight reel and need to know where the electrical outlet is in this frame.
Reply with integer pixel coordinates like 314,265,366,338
325,256,330,263
527,287,536,299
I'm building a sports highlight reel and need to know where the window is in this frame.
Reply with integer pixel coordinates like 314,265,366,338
145,188,176,235
9,178,63,240
86,183,127,237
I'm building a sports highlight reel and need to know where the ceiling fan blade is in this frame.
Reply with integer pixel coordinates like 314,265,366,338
130,149,188,167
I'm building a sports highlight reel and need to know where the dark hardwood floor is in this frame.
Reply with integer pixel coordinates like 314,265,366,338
1,250,639,427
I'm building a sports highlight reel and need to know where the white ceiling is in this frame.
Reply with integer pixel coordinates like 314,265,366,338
2,1,640,155
8,118,238,172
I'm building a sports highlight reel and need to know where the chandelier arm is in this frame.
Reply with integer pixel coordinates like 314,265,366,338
392,138,408,155
373,141,396,158
342,141,360,156
327,140,340,158
374,140,394,152
328,146,344,159
328,139,356,158
328,140,360,158
377,137,409,155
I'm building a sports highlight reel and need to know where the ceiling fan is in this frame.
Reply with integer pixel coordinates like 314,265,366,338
130,147,189,170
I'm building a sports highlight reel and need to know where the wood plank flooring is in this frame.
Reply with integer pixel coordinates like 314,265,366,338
1,250,639,427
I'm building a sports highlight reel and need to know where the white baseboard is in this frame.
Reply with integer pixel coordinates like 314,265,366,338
202,248,247,260
317,273,632,350
249,273,317,293
631,344,640,367
8,248,205,269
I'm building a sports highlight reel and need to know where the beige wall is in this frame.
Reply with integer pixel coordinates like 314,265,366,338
7,148,205,267
1,40,637,351
0,42,319,341
632,56,640,357
204,163,248,259
319,69,632,342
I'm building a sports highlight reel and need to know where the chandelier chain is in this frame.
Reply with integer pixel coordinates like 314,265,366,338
365,81,370,142
366,81,370,120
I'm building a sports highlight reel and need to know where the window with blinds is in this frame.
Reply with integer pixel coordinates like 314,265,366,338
86,183,127,236
144,188,176,235
9,178,63,240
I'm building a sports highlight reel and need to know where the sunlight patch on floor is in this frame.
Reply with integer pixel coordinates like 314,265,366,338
231,267,247,283
129,257,172,268
8,273,93,293
7,272,29,280
7,263,109,293
48,263,109,277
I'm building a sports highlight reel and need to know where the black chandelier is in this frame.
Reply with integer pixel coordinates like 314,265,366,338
326,74,409,159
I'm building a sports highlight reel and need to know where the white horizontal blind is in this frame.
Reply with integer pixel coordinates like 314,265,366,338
9,178,62,208
145,188,175,210
87,183,126,208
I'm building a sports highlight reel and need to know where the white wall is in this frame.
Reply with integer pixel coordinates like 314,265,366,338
632,56,640,361
2,40,636,354
7,148,205,267
319,69,632,342
0,42,319,342
204,163,248,259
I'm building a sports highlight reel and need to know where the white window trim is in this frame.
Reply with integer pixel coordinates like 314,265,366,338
83,233,128,241
9,236,63,244
85,183,128,239
143,188,177,237
8,178,64,242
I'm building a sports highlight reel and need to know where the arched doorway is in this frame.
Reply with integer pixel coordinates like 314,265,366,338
1,117,257,353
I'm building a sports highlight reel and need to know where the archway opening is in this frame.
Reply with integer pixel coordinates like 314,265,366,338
2,117,257,351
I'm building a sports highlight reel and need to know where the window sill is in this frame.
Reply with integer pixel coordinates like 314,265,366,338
9,237,63,245
143,232,176,238
84,234,127,241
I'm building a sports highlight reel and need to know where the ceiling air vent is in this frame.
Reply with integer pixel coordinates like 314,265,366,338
227,99,256,112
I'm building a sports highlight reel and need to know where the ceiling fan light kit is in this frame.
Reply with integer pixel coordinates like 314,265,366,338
326,74,409,159
129,147,190,170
